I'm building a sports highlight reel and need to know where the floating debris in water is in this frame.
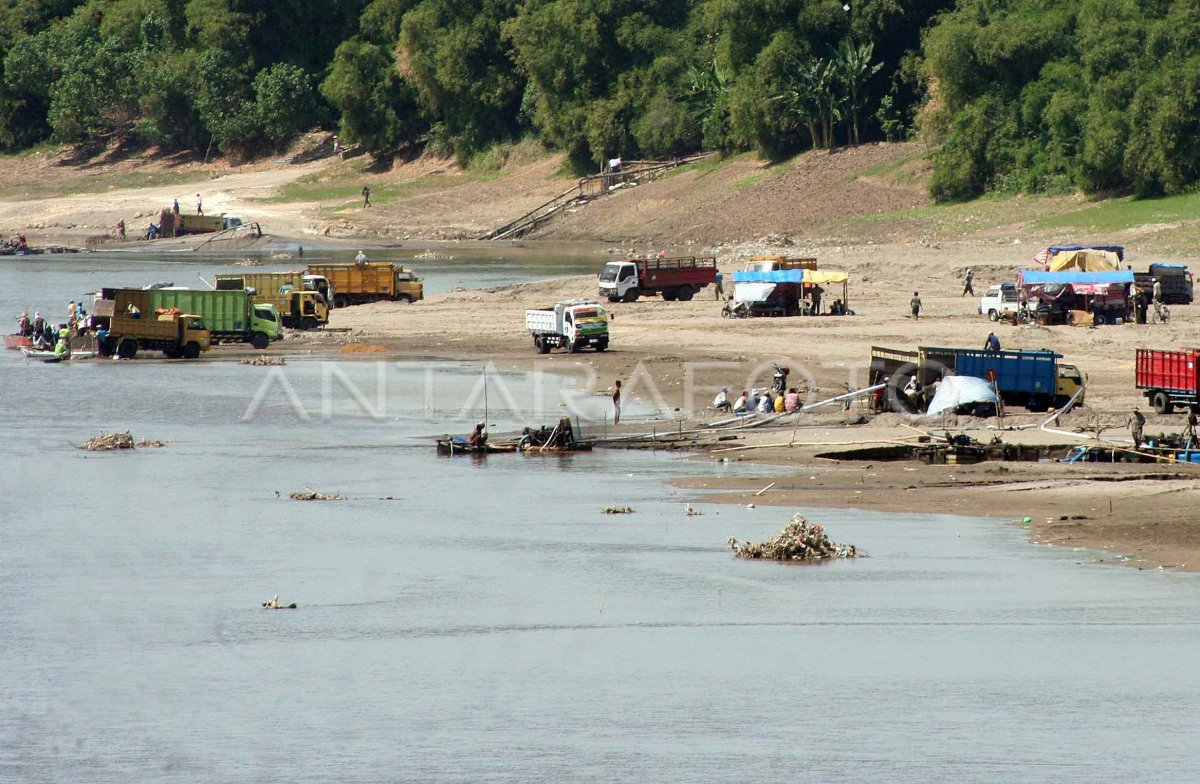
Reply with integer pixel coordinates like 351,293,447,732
241,355,286,366
728,514,864,562
262,595,297,609
685,503,703,516
604,506,635,514
289,488,345,501
75,431,166,451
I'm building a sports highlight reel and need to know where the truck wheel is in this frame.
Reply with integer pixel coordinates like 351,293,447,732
251,331,270,350
608,296,621,303
595,339,608,352
676,285,695,301
536,336,551,354
182,342,201,359
117,338,138,359
568,339,582,353
622,288,639,303
1153,391,1174,414
988,309,999,322
397,294,412,304
662,289,678,301
98,335,115,357
334,295,349,309
300,317,318,330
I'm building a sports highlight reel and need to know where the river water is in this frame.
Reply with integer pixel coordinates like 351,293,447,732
2,250,1199,782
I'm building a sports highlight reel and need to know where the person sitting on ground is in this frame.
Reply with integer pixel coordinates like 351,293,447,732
713,387,732,413
733,391,749,414
757,392,773,414
773,391,786,413
746,388,761,412
468,422,487,447
784,387,801,413
984,331,1001,352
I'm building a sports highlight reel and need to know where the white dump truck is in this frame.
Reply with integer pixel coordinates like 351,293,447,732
525,300,610,353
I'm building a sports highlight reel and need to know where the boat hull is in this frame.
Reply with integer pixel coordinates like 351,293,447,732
20,347,96,360
5,334,31,350
436,439,517,455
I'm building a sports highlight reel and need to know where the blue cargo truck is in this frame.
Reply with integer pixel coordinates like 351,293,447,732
870,345,1085,412
929,347,1085,412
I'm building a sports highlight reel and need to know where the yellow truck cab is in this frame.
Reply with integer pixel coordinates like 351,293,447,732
215,272,328,330
1057,363,1086,406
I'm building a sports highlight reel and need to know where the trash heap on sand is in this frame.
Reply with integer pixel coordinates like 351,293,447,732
728,514,864,561
76,432,167,451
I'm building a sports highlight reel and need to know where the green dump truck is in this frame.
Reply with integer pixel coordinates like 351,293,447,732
100,287,282,349
215,272,329,329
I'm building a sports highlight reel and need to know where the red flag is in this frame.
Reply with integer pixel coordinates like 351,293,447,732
1033,249,1049,268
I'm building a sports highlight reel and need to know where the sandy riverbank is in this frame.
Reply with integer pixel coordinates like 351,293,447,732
265,252,1200,572
5,141,1200,571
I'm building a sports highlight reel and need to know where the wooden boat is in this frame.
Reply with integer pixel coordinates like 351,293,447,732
20,346,96,360
5,334,31,350
436,438,517,455
520,442,594,454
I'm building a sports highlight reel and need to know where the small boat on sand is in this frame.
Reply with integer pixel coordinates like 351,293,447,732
520,443,594,454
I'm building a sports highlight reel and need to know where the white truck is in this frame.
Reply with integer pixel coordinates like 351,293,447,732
525,300,610,353
979,283,1019,321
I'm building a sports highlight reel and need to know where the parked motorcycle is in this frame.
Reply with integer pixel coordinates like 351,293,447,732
720,299,750,319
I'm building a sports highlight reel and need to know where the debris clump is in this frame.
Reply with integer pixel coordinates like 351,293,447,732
262,595,297,609
76,432,166,451
728,514,864,562
241,355,286,366
604,506,635,514
289,488,345,501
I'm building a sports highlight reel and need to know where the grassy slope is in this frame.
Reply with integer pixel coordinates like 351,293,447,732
3,137,1200,252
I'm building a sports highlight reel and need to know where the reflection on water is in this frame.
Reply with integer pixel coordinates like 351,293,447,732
2,255,1200,782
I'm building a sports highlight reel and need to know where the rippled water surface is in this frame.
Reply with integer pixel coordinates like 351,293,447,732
2,253,1199,782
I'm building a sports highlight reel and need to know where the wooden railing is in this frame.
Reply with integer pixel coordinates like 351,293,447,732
480,153,712,240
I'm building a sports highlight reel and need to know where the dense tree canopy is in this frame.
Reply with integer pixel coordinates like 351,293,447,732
1,0,1199,200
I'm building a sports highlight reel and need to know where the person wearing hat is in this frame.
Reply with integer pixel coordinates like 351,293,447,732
1128,407,1145,449
468,422,487,448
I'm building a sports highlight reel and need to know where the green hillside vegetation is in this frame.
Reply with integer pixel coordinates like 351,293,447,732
1,0,1198,205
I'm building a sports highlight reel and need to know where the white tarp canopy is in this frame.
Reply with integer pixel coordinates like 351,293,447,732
733,282,777,303
925,375,998,416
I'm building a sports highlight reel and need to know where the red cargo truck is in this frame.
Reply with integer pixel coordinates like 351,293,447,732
597,257,717,302
1136,348,1200,413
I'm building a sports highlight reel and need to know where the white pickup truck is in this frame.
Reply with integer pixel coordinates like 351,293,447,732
979,283,1019,321
526,300,610,353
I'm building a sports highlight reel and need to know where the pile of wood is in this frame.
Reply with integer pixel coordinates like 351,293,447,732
289,488,344,501
241,355,286,366
729,514,864,562
76,432,167,451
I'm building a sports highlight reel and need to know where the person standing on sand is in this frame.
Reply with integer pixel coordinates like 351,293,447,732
362,186,371,208
910,291,922,320
196,194,203,215
1128,407,1145,449
962,267,974,296
612,380,622,425
714,270,724,300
